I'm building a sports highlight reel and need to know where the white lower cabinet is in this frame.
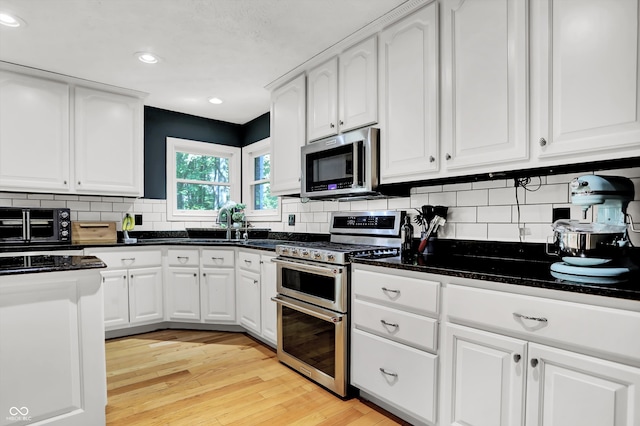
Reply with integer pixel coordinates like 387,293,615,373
166,249,201,321
201,248,236,323
351,264,440,426
442,282,640,426
86,248,163,331
236,250,262,334
260,253,277,345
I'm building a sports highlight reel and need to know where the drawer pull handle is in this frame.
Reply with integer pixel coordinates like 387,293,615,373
513,312,548,323
177,256,189,263
211,257,224,260
244,259,252,265
513,354,521,363
380,319,399,329
531,358,539,368
121,257,135,262
379,368,398,378
381,287,400,294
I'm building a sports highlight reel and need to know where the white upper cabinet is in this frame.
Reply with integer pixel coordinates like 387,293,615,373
0,70,71,192
74,86,143,196
307,58,339,141
307,36,378,142
339,36,378,134
270,74,306,196
531,0,640,162
0,63,145,197
378,2,439,184
441,0,529,172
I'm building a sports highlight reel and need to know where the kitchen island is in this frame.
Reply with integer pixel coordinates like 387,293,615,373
0,255,106,426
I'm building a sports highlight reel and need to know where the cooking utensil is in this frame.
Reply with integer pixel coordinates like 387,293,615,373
418,206,448,253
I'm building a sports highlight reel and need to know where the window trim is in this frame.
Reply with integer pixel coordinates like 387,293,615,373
241,137,281,222
166,137,241,222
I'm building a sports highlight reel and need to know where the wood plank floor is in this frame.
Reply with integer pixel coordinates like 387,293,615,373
106,330,411,425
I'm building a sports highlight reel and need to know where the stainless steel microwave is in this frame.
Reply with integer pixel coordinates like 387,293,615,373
0,207,71,244
301,127,380,199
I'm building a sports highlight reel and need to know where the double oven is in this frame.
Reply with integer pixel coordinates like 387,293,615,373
272,211,401,397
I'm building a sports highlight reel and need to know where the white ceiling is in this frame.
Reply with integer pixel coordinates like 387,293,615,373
0,0,406,124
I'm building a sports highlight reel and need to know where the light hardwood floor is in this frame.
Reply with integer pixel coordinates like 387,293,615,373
106,330,410,425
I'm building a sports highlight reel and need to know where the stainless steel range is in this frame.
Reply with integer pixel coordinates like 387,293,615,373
272,210,402,397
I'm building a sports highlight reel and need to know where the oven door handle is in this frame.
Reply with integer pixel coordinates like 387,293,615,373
271,258,343,275
271,296,344,323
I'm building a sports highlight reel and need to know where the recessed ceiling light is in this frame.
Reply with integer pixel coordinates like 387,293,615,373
135,52,160,64
0,12,25,28
208,97,223,105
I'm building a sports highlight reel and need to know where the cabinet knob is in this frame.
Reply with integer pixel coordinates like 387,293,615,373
193,273,197,277
202,273,206,276
78,181,81,185
513,353,521,363
64,180,67,185
429,156,435,163
339,120,344,125
253,280,258,284
530,358,539,368
445,153,452,160
330,123,335,128
539,137,547,147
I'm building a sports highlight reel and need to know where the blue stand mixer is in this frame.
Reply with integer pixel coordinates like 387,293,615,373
550,175,637,284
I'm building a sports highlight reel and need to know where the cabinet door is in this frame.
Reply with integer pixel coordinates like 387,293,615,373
101,270,129,330
260,254,277,345
201,267,235,323
442,324,526,426
128,267,163,324
441,0,528,171
307,58,338,141
0,70,70,192
236,269,261,333
531,0,640,161
339,36,378,133
378,2,439,184
74,86,143,196
270,74,306,196
166,267,200,321
526,343,640,426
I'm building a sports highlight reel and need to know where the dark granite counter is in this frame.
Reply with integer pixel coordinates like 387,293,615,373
352,253,640,301
0,255,106,276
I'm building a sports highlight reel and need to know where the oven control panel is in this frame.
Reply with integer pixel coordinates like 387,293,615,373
275,244,398,265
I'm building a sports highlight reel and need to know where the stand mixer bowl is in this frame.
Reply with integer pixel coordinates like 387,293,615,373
552,220,628,265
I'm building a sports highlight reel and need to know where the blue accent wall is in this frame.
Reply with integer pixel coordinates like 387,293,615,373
144,106,269,199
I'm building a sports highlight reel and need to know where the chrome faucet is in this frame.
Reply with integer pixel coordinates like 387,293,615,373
217,206,232,240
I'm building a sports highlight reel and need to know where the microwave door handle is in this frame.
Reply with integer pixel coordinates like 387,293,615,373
352,141,360,188
23,210,30,241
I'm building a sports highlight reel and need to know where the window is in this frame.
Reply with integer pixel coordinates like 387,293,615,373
166,137,240,221
242,137,281,222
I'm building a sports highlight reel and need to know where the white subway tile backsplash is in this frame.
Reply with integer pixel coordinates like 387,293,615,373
455,223,487,240
448,206,477,223
477,206,511,223
524,183,568,205
1,166,637,243
488,223,520,241
428,191,457,207
488,187,521,205
514,204,552,223
387,197,410,209
457,189,488,207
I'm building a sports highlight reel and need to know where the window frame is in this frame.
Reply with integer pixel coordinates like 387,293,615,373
166,137,241,222
241,137,281,222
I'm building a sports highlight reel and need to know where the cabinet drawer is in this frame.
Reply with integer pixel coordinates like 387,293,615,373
201,249,234,268
353,267,440,316
351,329,437,424
167,249,199,266
237,251,261,272
87,250,161,269
446,284,640,363
353,299,438,352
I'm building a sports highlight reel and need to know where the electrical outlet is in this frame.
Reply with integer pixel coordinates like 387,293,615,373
288,214,295,226
135,214,143,226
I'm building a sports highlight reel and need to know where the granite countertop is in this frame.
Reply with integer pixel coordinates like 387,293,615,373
352,253,640,301
0,255,106,276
